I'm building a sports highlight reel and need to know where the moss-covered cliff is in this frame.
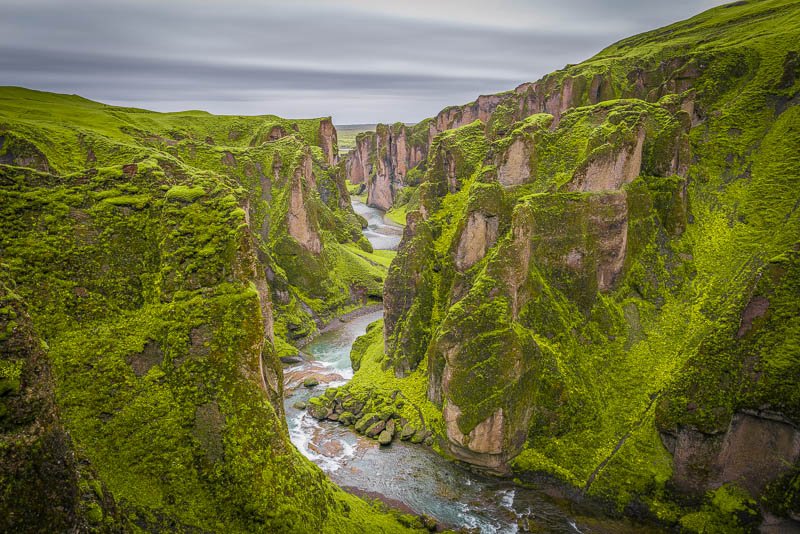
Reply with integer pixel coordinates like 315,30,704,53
0,87,416,532
348,0,800,530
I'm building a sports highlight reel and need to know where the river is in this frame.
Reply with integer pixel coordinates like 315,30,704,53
282,200,632,533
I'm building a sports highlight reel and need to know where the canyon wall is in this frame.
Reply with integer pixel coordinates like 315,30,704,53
0,88,412,532
353,1,800,530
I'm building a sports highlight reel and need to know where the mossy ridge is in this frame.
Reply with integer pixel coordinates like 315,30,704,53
362,0,800,529
0,87,372,336
0,277,126,532
0,91,415,531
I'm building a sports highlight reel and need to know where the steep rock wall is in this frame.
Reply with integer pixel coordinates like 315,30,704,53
0,88,413,532
369,2,800,530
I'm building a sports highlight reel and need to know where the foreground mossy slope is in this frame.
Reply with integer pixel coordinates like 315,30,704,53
0,88,415,532
357,0,800,530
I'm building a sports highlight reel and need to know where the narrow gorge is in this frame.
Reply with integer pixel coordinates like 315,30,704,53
1,1,799,533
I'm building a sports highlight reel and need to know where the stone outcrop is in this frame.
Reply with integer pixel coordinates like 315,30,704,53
433,94,503,134
0,282,119,531
286,152,322,254
571,128,646,192
344,132,373,185
383,211,435,376
662,412,800,497
443,402,507,471
343,45,701,211
0,132,50,171
454,211,499,271
318,117,338,167
345,123,429,210
0,87,405,531
497,138,531,187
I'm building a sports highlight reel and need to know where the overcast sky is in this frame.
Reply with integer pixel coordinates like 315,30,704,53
1,0,730,124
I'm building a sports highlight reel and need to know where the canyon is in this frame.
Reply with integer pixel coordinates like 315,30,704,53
1,0,799,533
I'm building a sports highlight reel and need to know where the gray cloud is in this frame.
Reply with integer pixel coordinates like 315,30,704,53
0,0,730,123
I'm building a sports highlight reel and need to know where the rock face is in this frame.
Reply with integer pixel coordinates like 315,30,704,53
318,117,338,167
345,123,430,210
0,87,406,532
433,94,503,134
571,128,645,192
663,412,800,497
342,29,701,210
443,402,507,470
497,138,531,187
345,132,374,185
373,3,800,529
454,211,499,271
0,282,119,531
383,211,435,376
287,152,323,254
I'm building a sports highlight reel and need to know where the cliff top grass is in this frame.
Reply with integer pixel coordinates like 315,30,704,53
0,86,334,174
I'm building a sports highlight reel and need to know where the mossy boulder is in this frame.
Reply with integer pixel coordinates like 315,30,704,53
307,397,331,420
378,429,393,446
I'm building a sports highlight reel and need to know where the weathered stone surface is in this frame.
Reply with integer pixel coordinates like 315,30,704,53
443,402,507,469
307,397,331,420
714,413,800,496
383,212,436,375
287,153,322,254
454,211,499,272
497,138,531,187
355,413,381,433
318,118,338,167
127,340,163,377
0,284,119,531
664,412,800,497
571,128,645,192
410,429,426,444
400,424,416,441
365,420,386,438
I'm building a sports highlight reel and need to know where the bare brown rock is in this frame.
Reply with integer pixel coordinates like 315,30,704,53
287,153,322,254
571,128,645,192
454,211,499,271
714,412,800,496
497,138,531,187
665,412,800,497
319,118,338,167
268,125,286,141
222,151,237,167
443,401,508,471
737,295,770,338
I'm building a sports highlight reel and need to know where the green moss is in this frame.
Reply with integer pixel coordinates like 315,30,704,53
0,88,417,532
364,0,800,527
345,321,443,440
165,185,205,203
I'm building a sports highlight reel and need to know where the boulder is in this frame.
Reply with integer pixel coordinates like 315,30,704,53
365,421,386,438
355,413,381,433
378,430,393,446
400,424,416,441
292,401,307,410
303,377,319,388
410,429,426,444
338,411,355,425
307,397,331,420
